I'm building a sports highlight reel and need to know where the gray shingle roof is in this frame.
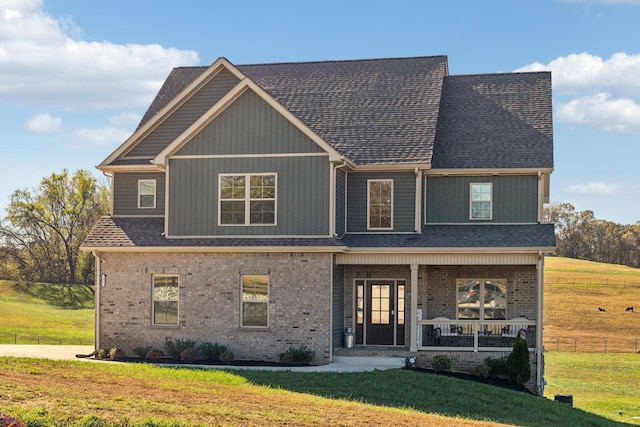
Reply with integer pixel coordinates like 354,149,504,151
82,217,555,250
81,217,346,249
431,72,553,169
137,56,449,166
341,224,556,249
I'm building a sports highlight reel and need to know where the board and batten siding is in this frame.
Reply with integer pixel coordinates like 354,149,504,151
176,90,326,156
346,172,416,233
425,175,539,223
125,69,240,158
168,156,331,236
112,172,165,216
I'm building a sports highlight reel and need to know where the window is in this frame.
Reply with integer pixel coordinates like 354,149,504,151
457,279,506,320
241,275,269,327
138,179,156,209
470,183,492,219
219,174,276,225
368,179,393,229
152,275,179,325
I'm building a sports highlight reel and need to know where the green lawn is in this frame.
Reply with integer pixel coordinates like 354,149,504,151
0,280,94,344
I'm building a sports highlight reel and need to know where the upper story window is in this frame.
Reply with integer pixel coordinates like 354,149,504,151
219,174,276,226
152,275,179,326
241,275,269,327
138,179,156,209
470,183,492,220
368,179,393,230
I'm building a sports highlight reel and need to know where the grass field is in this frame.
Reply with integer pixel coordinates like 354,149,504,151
544,257,640,353
0,280,94,345
0,357,631,427
1,257,640,425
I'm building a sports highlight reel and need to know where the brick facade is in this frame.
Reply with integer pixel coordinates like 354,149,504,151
97,251,334,364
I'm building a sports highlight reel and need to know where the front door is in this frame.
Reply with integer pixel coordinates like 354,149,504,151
366,281,395,345
355,280,406,346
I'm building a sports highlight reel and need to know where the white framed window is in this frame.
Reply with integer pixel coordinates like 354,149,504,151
138,179,156,209
152,275,179,326
241,275,269,327
470,182,492,220
368,179,393,230
457,278,507,320
219,173,276,225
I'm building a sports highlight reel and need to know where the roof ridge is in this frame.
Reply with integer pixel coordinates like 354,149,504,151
236,55,448,68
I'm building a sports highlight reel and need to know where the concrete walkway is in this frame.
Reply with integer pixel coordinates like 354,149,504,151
0,344,406,372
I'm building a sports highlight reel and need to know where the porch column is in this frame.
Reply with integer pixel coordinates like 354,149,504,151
410,263,419,352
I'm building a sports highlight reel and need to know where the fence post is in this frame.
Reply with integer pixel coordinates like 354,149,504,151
574,337,577,352
14,334,17,344
604,338,607,353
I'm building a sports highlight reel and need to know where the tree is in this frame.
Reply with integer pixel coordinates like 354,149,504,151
0,169,110,284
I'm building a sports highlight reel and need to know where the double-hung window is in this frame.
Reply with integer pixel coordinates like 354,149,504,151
457,278,507,321
368,179,393,230
241,275,269,327
219,174,276,225
470,183,492,220
152,275,179,326
138,179,156,209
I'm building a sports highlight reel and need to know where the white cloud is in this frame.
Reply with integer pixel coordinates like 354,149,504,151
0,1,199,110
74,126,131,146
108,112,141,127
517,52,640,133
25,113,61,132
557,93,640,133
567,182,621,195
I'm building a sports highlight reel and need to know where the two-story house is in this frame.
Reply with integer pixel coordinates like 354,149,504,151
82,55,555,395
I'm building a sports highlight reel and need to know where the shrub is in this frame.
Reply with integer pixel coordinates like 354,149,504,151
163,337,198,359
145,349,164,361
200,341,228,362
180,347,199,363
506,334,531,384
219,349,234,364
132,346,152,359
96,348,109,359
484,356,509,378
474,362,491,379
279,346,315,365
108,347,125,361
431,355,452,372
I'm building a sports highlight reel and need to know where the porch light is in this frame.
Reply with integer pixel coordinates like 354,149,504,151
100,273,107,288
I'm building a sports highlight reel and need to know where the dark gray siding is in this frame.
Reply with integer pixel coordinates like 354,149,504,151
335,169,346,236
425,175,539,223
112,172,165,216
125,69,240,158
332,263,345,351
176,90,325,156
346,172,416,233
168,156,330,236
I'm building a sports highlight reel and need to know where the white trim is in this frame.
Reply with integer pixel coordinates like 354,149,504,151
329,163,336,237
81,245,347,253
240,274,270,328
218,172,277,226
151,274,180,327
137,179,157,209
101,58,242,167
469,182,492,220
153,77,344,165
415,169,422,232
428,168,554,176
111,214,165,218
171,152,329,160
537,171,544,223
367,179,394,231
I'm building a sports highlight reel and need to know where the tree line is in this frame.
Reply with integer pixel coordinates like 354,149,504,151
0,169,109,285
544,202,640,268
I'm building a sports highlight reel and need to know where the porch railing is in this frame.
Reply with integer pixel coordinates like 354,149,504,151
417,318,537,352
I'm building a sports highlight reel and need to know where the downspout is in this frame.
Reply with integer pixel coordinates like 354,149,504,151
333,159,348,238
414,168,422,233
94,251,101,352
536,250,545,396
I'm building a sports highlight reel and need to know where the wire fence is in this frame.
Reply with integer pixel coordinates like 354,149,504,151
0,333,91,346
544,336,640,353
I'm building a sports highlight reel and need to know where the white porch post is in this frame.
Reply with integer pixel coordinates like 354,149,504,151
410,263,419,352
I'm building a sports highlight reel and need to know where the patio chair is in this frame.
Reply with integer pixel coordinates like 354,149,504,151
433,317,462,345
501,317,528,340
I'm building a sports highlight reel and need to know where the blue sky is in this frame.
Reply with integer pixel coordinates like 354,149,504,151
2,0,640,224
